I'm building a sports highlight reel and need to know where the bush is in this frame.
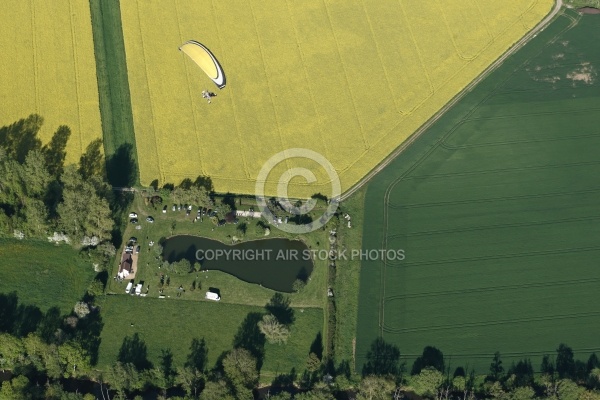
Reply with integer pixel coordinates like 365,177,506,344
258,314,290,344
73,302,90,318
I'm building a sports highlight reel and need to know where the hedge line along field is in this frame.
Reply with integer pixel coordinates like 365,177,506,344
120,0,552,197
0,0,102,163
356,9,600,373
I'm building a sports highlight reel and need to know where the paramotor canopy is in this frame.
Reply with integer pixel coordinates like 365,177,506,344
179,40,226,89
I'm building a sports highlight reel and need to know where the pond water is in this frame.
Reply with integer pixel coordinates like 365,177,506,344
161,235,313,292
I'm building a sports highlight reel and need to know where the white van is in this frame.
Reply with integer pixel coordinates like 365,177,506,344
125,281,133,294
205,291,220,301
135,284,143,295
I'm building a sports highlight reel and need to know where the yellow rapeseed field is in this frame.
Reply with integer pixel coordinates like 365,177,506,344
121,0,553,197
0,0,101,164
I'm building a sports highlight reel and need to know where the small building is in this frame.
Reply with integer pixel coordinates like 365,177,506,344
118,253,133,279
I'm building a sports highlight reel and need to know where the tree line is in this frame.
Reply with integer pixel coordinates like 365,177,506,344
355,338,600,400
0,114,115,245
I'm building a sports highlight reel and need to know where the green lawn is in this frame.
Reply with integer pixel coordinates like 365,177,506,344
107,193,330,309
356,10,600,373
0,239,96,314
97,294,323,380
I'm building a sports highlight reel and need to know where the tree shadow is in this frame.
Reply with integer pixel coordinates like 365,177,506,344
160,348,176,385
37,306,63,344
185,338,208,372
79,139,105,180
221,193,236,211
42,125,71,176
0,292,19,333
13,304,43,337
118,332,152,370
179,178,193,190
271,368,297,390
232,312,266,371
194,175,213,192
411,346,445,375
75,308,104,365
0,114,43,163
309,332,324,360
362,337,402,377
105,143,138,188
265,293,294,326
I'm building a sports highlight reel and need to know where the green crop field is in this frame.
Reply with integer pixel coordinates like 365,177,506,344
0,239,96,314
356,9,600,373
97,295,323,380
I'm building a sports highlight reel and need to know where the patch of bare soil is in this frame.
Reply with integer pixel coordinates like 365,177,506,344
578,7,600,14
567,62,597,85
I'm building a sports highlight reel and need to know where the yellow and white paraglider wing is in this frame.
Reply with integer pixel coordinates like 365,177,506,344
179,40,226,89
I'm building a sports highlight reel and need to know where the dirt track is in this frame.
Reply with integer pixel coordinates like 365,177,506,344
340,0,564,201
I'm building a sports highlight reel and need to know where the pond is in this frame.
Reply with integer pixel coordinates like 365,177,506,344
161,235,314,292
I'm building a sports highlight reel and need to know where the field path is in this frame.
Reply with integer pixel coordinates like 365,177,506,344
340,0,564,201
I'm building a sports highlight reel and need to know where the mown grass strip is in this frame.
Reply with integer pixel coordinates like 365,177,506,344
89,0,139,185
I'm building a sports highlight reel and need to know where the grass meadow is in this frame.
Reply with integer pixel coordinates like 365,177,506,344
356,9,600,373
0,0,102,164
119,0,552,197
0,239,96,314
96,293,324,381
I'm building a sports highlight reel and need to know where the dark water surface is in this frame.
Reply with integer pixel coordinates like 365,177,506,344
162,235,313,292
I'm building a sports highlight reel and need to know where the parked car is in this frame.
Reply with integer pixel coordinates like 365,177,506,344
135,245,140,254
188,205,193,211
172,205,176,212
129,237,137,243
205,291,220,301
177,205,181,211
130,218,138,224
163,205,167,213
129,212,137,218
146,216,154,223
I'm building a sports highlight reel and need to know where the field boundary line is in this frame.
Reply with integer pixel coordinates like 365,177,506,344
341,0,564,202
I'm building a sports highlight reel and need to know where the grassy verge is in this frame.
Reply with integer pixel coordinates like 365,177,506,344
89,0,139,185
332,190,366,374
0,239,96,314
